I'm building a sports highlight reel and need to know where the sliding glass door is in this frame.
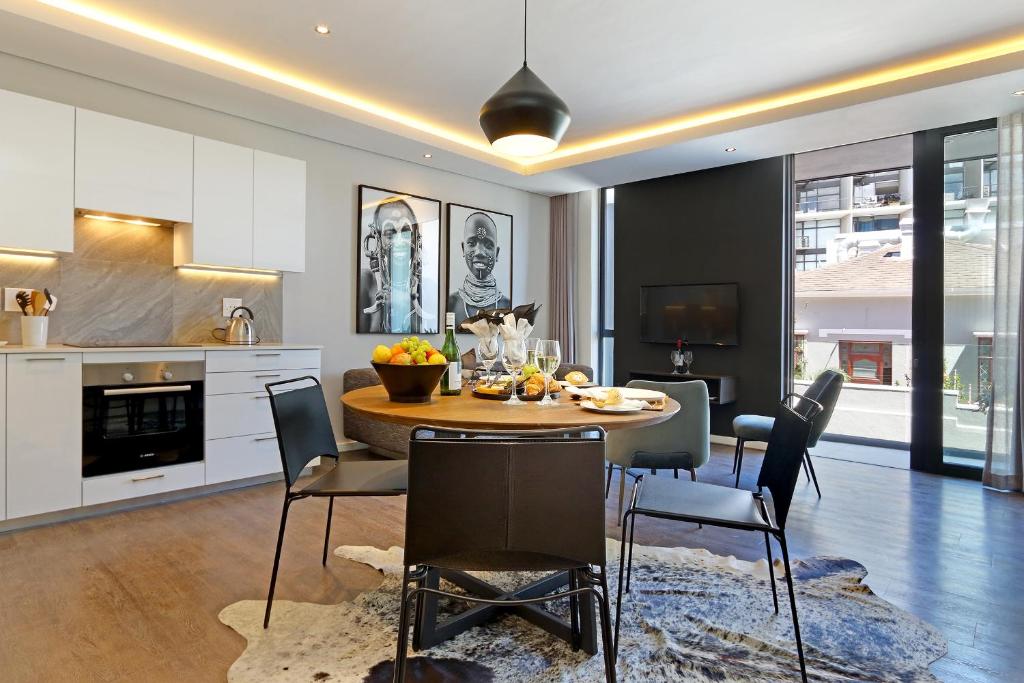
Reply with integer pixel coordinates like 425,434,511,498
912,120,997,477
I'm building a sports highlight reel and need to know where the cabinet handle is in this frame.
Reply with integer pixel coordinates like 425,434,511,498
104,385,192,396
252,395,271,399
254,435,277,442
254,374,282,379
131,473,165,483
255,353,282,357
25,357,66,362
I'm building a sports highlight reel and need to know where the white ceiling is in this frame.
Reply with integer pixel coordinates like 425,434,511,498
1,0,1024,194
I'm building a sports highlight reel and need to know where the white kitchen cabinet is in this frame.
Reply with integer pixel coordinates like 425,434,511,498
0,89,75,252
253,150,306,272
0,357,6,520
6,353,82,519
178,137,255,268
205,434,282,485
75,108,193,222
82,462,205,507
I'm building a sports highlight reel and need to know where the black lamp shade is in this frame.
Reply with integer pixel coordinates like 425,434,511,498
479,64,571,156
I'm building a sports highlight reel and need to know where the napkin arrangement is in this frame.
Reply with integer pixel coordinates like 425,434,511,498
461,317,500,356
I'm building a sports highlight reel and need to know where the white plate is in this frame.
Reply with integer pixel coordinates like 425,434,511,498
580,386,665,401
580,400,644,414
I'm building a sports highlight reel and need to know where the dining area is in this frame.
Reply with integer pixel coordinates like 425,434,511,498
221,306,947,683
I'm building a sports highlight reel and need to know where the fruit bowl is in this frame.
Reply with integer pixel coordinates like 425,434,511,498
372,361,448,403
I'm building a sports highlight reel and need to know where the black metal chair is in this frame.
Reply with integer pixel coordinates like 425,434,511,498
393,425,616,683
617,395,823,682
732,370,844,495
262,376,407,629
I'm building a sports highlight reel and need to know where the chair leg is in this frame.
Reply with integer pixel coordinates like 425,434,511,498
689,468,702,529
779,534,808,682
615,511,632,660
801,456,811,482
321,496,334,566
597,570,618,682
394,566,413,683
673,468,679,479
764,532,779,613
263,496,293,629
625,509,638,594
616,466,626,527
804,449,822,498
732,438,740,473
734,438,745,488
569,569,581,651
605,462,614,498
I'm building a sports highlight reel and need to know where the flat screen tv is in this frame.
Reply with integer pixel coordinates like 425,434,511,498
640,283,739,346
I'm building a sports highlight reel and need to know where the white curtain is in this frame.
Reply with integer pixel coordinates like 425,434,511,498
985,112,1024,491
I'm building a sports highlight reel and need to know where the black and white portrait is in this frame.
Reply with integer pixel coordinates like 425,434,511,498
446,204,513,330
357,185,441,334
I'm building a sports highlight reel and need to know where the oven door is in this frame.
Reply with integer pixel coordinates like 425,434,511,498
83,382,204,477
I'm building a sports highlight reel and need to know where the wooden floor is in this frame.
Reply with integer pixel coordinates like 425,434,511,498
0,445,1020,682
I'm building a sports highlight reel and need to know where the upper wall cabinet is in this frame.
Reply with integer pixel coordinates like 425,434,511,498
253,150,306,272
75,109,193,222
0,89,74,252
188,137,254,268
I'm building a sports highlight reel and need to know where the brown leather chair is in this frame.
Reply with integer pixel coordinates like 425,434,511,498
393,425,616,682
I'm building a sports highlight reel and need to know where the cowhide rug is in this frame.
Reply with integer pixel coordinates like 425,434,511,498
220,540,945,682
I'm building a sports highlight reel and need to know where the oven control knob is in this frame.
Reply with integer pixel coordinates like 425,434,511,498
122,372,134,382
162,370,174,381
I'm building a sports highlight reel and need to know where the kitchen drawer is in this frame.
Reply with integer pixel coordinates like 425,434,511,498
205,349,320,373
82,462,205,506
206,391,275,439
205,368,320,396
205,433,282,484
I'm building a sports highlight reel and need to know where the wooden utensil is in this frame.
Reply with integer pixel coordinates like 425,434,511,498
31,291,47,317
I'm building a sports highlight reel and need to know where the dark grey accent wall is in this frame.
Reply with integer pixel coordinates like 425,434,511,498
613,157,787,436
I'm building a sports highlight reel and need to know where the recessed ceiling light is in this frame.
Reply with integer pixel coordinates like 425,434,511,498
423,153,432,158
314,24,330,35
725,147,737,152
1014,89,1024,96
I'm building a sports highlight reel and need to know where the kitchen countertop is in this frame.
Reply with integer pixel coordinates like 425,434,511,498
0,343,322,354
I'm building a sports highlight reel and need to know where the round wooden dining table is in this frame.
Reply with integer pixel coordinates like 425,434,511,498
340,384,679,432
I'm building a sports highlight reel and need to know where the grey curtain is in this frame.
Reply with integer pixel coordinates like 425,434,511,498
985,112,1024,491
549,193,578,363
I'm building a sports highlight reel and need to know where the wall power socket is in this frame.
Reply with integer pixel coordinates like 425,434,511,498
222,298,242,317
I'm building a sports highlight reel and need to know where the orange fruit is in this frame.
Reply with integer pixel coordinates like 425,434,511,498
391,343,404,357
390,352,413,365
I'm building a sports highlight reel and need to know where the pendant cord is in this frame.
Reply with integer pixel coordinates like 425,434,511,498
523,0,528,66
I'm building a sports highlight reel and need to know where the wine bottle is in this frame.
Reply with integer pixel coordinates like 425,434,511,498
440,312,462,395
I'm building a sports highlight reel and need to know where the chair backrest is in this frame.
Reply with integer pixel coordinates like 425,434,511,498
756,397,821,529
342,367,381,392
555,363,596,382
798,370,844,447
266,376,340,488
404,426,607,571
616,379,711,469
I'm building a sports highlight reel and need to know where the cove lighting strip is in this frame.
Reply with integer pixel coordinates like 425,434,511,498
82,213,162,227
0,247,59,260
37,0,1024,169
177,264,282,278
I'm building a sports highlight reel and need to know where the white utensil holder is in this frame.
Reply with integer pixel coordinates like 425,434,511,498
21,317,49,347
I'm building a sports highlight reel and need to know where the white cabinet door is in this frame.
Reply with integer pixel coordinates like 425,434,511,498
6,353,83,519
0,356,6,520
75,108,193,222
0,89,74,252
188,137,254,268
205,434,282,485
253,150,306,272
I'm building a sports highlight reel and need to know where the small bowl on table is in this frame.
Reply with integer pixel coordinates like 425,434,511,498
372,361,448,403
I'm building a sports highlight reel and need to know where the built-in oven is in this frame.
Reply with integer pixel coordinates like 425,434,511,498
82,361,204,478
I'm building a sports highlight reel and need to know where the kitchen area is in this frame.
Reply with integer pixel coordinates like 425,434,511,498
0,87,320,530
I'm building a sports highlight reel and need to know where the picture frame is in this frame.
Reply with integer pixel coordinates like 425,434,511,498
356,185,441,334
445,203,514,332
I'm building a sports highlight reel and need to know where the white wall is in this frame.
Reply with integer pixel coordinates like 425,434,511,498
0,53,551,438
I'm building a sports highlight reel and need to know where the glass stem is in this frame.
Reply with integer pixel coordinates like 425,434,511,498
543,373,550,401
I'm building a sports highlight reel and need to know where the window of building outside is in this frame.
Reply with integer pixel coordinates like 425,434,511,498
976,335,993,405
795,177,841,212
795,218,839,270
838,341,893,385
853,170,901,207
853,215,901,232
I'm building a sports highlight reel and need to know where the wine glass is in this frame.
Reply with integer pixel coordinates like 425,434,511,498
535,339,561,406
681,350,693,374
501,338,527,406
525,338,539,370
477,335,500,386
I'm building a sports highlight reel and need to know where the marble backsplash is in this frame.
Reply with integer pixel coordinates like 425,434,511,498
0,217,282,345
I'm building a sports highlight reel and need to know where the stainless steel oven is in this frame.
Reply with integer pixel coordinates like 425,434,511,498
82,361,204,478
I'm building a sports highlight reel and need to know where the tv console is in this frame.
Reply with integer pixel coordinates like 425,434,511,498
627,370,737,405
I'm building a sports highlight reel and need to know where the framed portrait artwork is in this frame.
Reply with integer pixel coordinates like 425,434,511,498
356,185,441,334
446,204,514,331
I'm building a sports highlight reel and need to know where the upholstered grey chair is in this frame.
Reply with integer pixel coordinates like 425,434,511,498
732,370,844,496
604,379,710,524
555,363,596,382
342,368,411,459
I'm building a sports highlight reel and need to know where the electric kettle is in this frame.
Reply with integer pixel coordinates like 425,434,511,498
212,306,260,345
